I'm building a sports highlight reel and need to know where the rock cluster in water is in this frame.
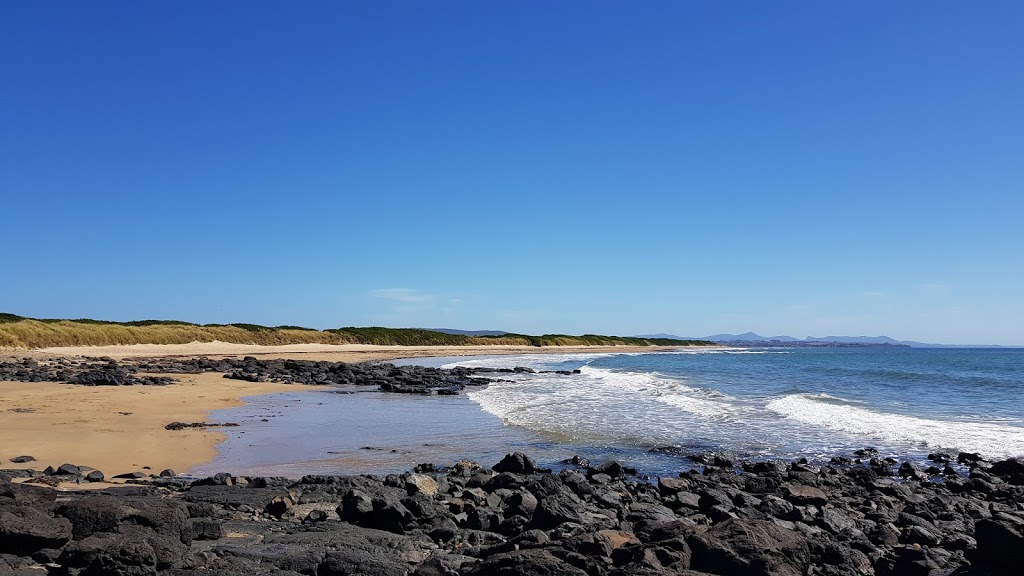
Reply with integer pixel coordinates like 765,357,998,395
2,451,1023,575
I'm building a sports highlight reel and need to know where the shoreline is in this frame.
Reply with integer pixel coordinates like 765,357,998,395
0,343,689,477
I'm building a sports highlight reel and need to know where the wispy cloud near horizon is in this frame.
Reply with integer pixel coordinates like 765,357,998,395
369,288,436,304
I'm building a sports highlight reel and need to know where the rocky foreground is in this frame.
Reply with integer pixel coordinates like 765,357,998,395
2,451,1023,576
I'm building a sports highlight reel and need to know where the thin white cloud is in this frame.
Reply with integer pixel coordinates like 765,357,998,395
369,288,435,304
919,283,950,293
862,291,886,298
499,309,541,320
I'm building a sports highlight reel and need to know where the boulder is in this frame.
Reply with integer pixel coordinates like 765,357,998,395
305,509,330,523
370,495,413,533
589,461,625,479
70,368,130,386
957,452,985,466
974,517,1024,570
658,477,689,496
57,496,126,539
54,463,82,476
625,503,678,527
0,505,73,554
123,500,192,545
57,530,161,575
530,493,584,530
505,490,539,519
988,457,1024,477
320,547,411,576
784,485,828,507
338,489,375,524
189,517,224,540
464,549,589,576
688,518,811,576
493,452,539,474
218,544,326,575
405,473,439,496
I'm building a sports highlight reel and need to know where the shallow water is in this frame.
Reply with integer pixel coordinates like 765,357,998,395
192,387,554,477
194,347,1024,478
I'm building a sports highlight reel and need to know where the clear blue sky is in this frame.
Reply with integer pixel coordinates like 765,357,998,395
2,2,1022,345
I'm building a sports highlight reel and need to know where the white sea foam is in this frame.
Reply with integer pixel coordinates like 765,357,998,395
767,394,1024,458
656,394,745,420
575,365,743,419
576,365,685,393
466,363,750,444
440,352,622,370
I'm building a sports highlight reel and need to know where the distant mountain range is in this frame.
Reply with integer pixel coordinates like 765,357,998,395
424,328,1009,348
635,332,1009,348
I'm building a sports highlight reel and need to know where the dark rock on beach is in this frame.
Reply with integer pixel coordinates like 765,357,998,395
1,449,1022,574
165,422,240,431
0,356,557,396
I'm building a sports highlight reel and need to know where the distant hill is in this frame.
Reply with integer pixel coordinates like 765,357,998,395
808,335,902,345
641,332,800,342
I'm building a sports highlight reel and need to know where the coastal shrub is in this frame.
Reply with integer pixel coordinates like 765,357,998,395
329,327,473,346
227,323,273,332
123,319,197,327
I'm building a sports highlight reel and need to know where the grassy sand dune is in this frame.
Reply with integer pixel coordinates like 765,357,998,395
0,313,712,349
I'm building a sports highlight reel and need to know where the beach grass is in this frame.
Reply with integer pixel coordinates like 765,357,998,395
0,313,712,349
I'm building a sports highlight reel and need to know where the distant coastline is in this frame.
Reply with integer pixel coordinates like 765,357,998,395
709,339,910,348
639,331,1017,349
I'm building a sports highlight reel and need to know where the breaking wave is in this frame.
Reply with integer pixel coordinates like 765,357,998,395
767,394,1024,458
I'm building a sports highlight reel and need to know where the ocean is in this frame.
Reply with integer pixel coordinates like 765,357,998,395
192,347,1024,478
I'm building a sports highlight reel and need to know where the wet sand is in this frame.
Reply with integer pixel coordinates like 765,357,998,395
0,372,299,476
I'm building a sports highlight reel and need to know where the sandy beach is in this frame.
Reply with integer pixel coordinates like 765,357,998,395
0,342,678,477
28,341,674,362
0,371,298,477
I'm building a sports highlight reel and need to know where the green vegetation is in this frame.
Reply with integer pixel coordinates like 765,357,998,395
327,327,475,346
0,313,716,349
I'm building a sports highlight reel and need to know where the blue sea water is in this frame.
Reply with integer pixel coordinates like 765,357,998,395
195,347,1024,478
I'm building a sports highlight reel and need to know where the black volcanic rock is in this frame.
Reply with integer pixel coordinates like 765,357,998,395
0,449,1021,575
0,505,73,554
0,356,520,394
493,452,539,474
